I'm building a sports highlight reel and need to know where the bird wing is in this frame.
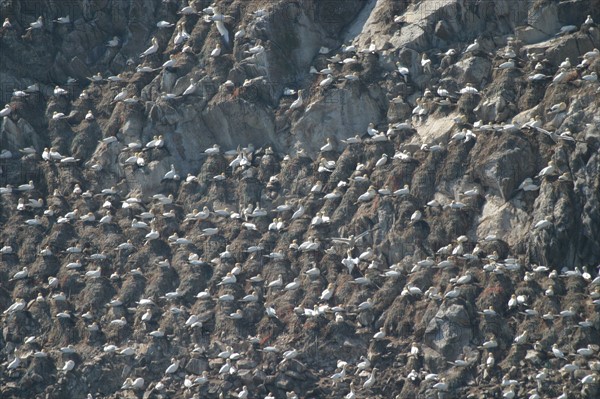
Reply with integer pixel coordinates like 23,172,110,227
215,21,229,44
355,226,379,242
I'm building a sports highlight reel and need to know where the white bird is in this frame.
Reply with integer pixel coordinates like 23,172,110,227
373,327,386,340
290,90,304,110
319,74,334,88
460,84,479,94
363,368,377,389
0,104,12,117
330,364,347,386
62,360,75,372
237,386,249,399
27,16,43,31
465,39,480,53
211,44,221,57
163,164,179,181
53,16,70,24
6,356,21,370
537,160,556,177
513,330,528,345
498,60,515,69
534,219,552,230
357,187,376,202
581,374,596,384
11,267,28,280
165,358,179,374
140,37,159,58
582,72,597,82
131,377,144,390
552,344,566,359
411,210,422,223
157,20,174,28
291,205,305,219
284,278,300,291
548,102,567,114
433,378,448,390
375,153,388,167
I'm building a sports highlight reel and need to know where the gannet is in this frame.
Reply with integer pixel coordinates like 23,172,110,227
229,310,243,319
553,69,568,83
160,54,177,69
285,89,304,111
548,102,567,114
582,374,597,384
27,16,43,31
211,43,221,57
410,210,422,223
3,299,26,314
106,36,120,47
375,153,388,167
583,48,600,61
519,178,539,191
25,215,42,226
363,368,377,389
464,39,480,53
373,327,386,340
582,72,598,82
357,186,376,202
156,20,174,28
165,358,179,374
330,364,347,386
558,306,576,317
246,42,264,55
237,386,249,399
512,330,528,346
162,164,179,181
320,74,334,87
6,356,21,370
0,104,11,117
1,246,14,256
113,89,128,102
537,160,556,177
53,16,70,24
559,57,571,69
265,305,278,318
284,278,300,291
577,345,595,356
528,73,550,81
140,37,159,58
62,360,75,372
556,24,577,35
266,273,284,289
460,83,479,94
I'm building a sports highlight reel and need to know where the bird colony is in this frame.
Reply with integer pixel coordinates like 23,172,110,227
0,1,599,399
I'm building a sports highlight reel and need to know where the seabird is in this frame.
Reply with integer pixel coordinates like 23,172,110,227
464,39,480,53
27,16,43,31
53,16,70,24
165,358,179,374
211,43,221,57
140,37,159,57
107,36,120,47
157,20,174,28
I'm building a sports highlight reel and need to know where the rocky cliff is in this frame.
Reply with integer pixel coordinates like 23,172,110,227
0,0,599,398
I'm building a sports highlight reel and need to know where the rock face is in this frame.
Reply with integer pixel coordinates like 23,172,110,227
424,303,473,360
0,0,600,399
